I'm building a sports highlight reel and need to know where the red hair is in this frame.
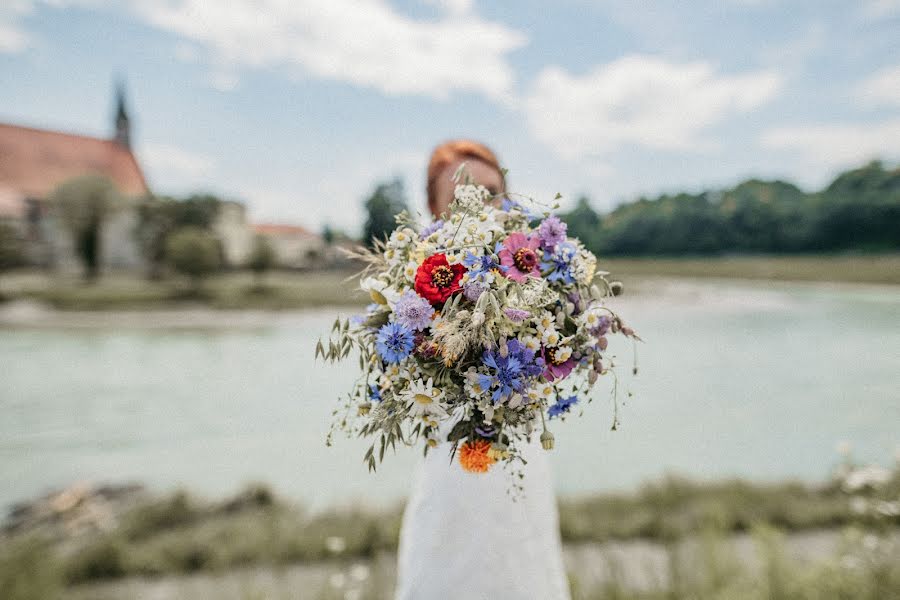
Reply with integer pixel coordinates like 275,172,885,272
426,140,503,215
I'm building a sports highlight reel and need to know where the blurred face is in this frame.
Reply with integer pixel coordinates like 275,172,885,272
431,157,504,217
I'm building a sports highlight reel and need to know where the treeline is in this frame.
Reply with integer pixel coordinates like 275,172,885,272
561,161,900,256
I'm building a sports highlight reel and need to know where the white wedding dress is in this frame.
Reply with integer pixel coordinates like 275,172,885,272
395,422,571,600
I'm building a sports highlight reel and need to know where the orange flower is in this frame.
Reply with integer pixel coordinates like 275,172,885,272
458,439,496,473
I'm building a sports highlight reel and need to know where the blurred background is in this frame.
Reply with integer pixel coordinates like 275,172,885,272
1,1,898,599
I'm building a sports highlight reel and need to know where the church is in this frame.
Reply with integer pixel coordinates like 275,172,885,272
0,84,331,273
0,85,149,270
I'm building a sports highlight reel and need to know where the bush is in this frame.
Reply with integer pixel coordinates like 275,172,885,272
248,234,276,282
0,538,62,600
49,175,119,281
0,222,24,271
165,226,222,287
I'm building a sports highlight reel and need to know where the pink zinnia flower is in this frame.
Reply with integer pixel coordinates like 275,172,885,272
498,232,541,282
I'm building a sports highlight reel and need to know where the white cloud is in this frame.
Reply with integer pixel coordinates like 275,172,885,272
525,55,782,159
856,65,900,107
139,142,217,189
760,119,900,169
423,0,473,16
862,0,900,18
131,0,525,101
0,1,36,53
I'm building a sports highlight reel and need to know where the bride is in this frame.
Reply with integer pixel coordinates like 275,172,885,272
394,140,571,600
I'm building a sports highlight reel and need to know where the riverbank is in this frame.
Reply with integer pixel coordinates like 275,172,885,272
1,255,898,312
2,464,897,599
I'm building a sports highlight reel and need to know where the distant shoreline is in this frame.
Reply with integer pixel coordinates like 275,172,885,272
0,255,897,315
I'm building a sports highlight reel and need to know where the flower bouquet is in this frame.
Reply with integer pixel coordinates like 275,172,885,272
318,169,638,474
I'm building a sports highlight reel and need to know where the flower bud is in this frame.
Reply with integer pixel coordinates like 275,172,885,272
487,442,510,460
540,430,555,450
358,402,372,416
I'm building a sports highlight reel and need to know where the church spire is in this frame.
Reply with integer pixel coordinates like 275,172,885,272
113,79,131,149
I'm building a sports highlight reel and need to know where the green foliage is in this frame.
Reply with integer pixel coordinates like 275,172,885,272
0,222,24,275
561,161,900,256
0,538,62,600
362,179,409,247
135,194,222,278
248,234,276,276
49,175,120,280
165,226,222,284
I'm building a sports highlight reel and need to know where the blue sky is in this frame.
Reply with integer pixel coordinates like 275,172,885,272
1,0,898,233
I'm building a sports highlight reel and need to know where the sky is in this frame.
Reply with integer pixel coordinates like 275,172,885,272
1,0,899,234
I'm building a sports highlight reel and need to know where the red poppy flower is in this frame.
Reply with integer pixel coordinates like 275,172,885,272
414,253,465,306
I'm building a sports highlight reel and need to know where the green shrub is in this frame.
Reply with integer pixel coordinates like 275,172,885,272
0,537,62,600
165,226,222,287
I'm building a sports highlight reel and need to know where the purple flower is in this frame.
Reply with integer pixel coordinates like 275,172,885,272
538,216,568,250
392,290,434,331
463,278,489,301
503,308,530,323
591,315,611,337
420,219,444,239
474,424,497,438
548,395,578,419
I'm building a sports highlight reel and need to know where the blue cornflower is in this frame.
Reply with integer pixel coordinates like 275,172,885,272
478,339,545,403
463,251,502,273
500,197,542,221
375,322,414,364
548,395,579,419
462,251,505,301
540,241,577,285
368,383,382,403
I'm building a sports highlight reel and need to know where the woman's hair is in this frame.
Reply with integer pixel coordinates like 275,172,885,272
426,140,503,215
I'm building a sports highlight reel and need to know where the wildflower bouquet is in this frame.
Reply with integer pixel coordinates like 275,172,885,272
318,170,638,474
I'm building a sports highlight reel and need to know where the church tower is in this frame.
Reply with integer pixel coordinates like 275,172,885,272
113,80,131,149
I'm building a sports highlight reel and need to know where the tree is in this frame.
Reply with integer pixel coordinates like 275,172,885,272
322,224,335,245
560,196,602,255
165,227,222,291
362,179,408,247
0,222,24,295
135,194,223,279
248,234,276,286
50,175,119,281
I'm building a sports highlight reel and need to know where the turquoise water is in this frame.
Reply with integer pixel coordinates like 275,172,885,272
2,279,899,511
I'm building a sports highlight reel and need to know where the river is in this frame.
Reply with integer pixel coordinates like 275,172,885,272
2,278,898,512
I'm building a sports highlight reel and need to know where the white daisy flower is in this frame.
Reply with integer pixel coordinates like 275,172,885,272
404,378,447,418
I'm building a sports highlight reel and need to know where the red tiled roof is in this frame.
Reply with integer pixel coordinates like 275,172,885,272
253,223,318,237
0,123,149,199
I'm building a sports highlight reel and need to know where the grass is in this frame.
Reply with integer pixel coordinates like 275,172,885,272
567,526,900,600
2,468,897,595
0,269,367,311
0,254,898,312
599,254,900,285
